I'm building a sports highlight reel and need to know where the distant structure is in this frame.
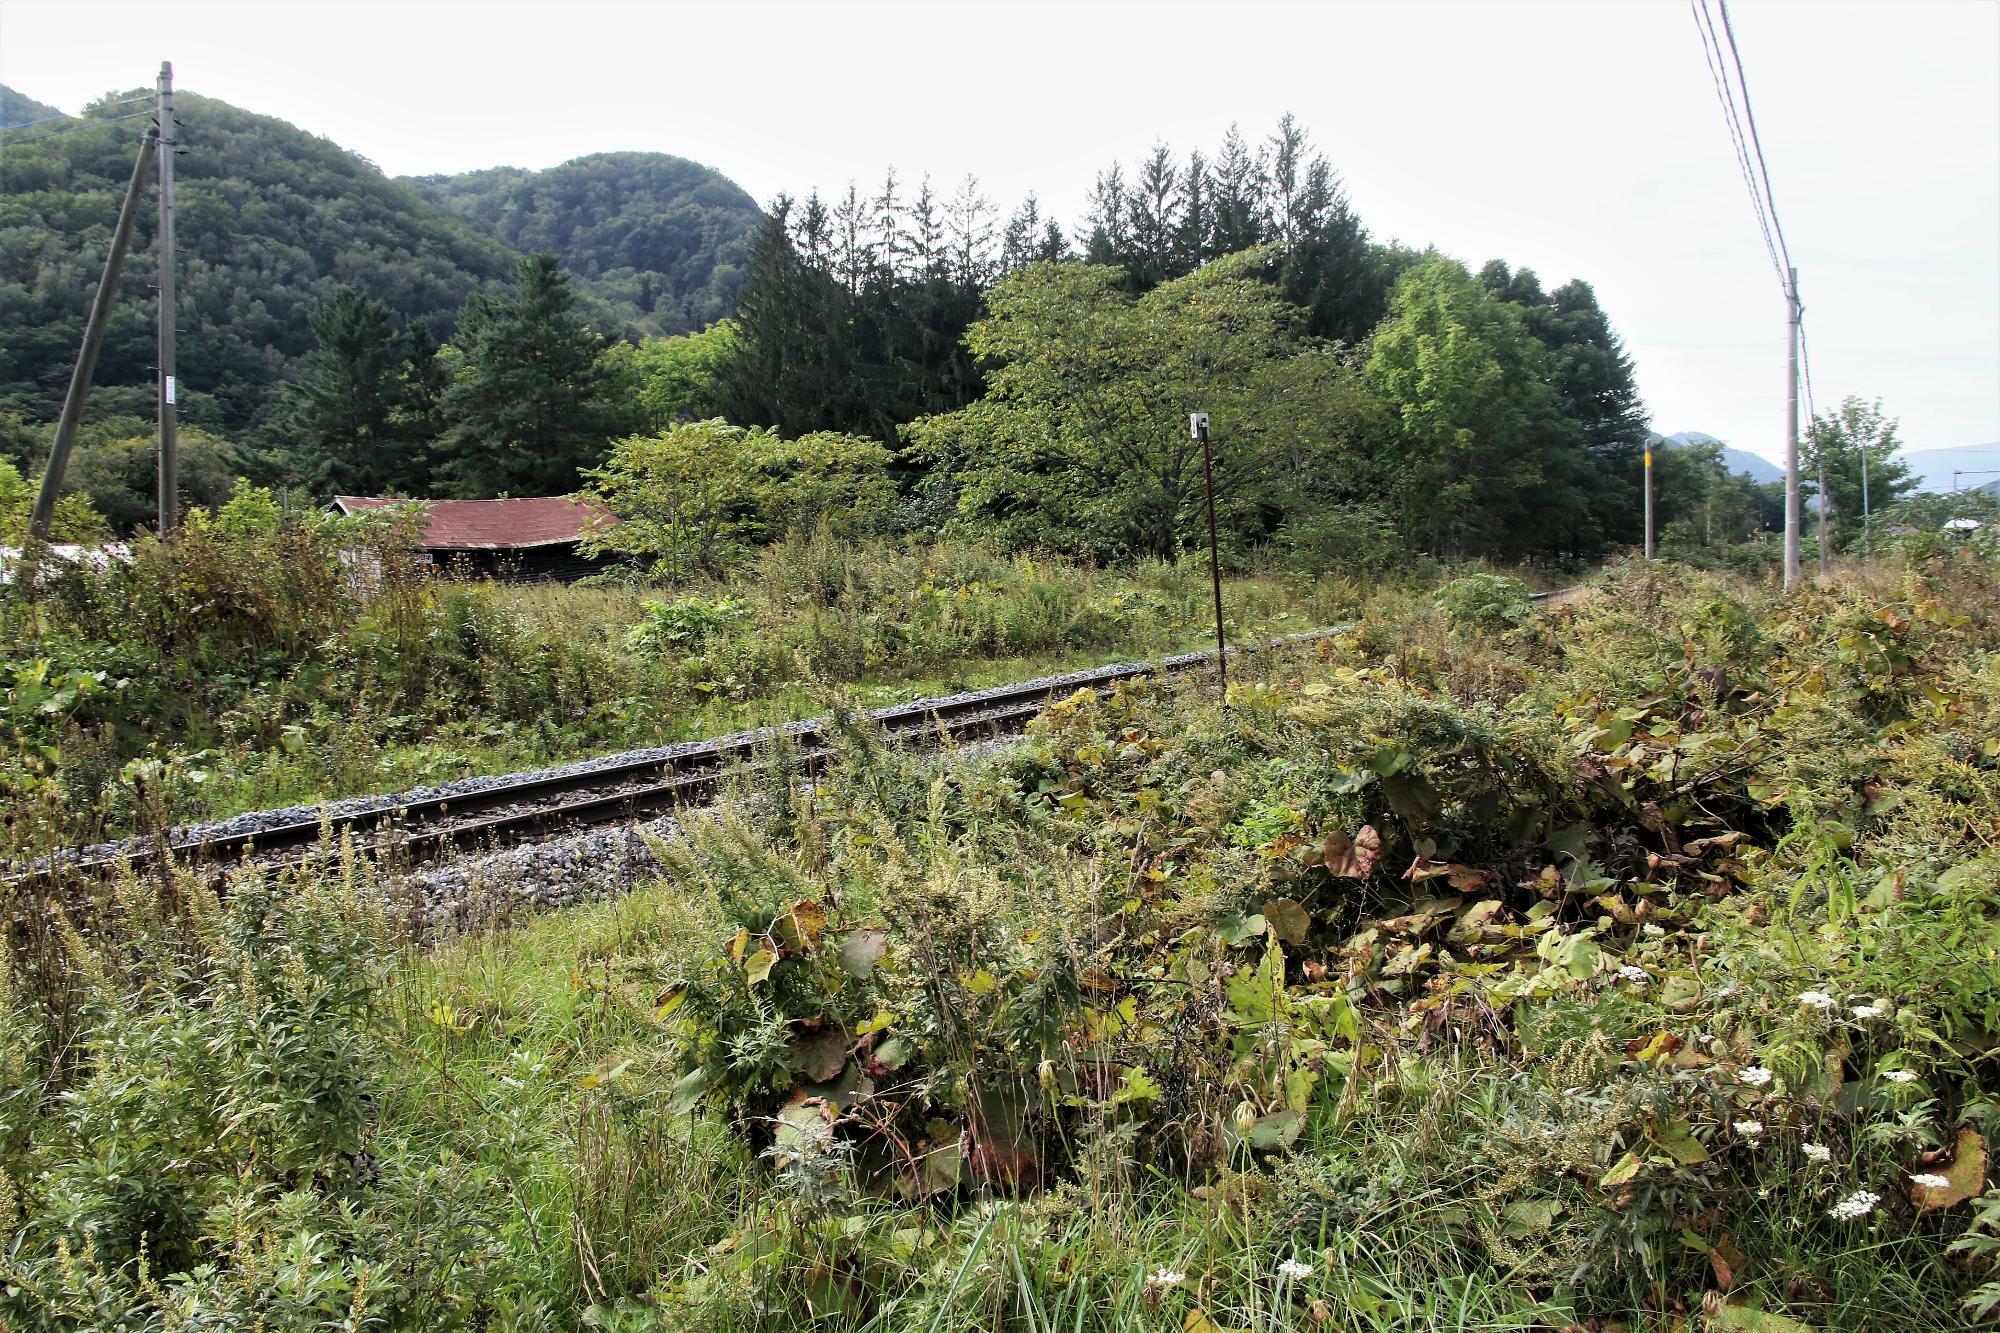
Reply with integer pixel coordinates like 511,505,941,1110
0,543,131,586
332,496,618,582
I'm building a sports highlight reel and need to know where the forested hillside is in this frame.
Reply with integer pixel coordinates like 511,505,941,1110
0,84,63,131
0,88,525,433
404,152,760,337
0,88,756,443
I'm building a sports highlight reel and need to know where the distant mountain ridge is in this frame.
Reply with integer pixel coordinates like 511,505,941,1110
1897,442,2000,494
403,152,761,338
0,82,763,437
1653,431,2000,497
1654,431,1785,485
0,85,65,131
0,86,525,432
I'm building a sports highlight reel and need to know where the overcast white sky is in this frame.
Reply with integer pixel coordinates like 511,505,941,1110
3,0,1996,460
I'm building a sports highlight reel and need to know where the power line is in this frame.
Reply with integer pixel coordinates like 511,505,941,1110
1689,0,1811,586
0,110,152,150
0,109,79,133
1716,0,1795,274
1690,0,1782,285
0,96,148,138
1799,322,1819,427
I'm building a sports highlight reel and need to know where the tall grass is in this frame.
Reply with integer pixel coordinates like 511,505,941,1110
0,519,1360,857
10,555,1994,1329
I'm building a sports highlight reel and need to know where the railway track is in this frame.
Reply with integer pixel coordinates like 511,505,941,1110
13,587,1580,887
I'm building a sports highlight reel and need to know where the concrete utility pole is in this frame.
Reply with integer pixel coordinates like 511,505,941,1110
1190,412,1226,700
1643,442,1655,561
1816,451,1830,580
1861,446,1871,560
20,126,160,585
156,60,178,533
1783,266,1801,590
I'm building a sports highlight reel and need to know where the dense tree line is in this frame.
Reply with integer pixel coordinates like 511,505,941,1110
717,175,997,443
715,118,1423,449
6,90,1734,567
712,116,1661,563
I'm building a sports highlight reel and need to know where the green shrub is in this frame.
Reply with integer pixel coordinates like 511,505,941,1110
1432,572,1533,629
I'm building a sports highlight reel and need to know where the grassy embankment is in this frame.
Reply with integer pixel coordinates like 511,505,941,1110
5,552,1999,1330
10,517,1505,855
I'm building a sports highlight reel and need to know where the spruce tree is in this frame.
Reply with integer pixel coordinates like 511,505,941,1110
1208,125,1267,255
434,253,631,497
1174,151,1213,272
1001,195,1046,272
1126,145,1182,286
283,286,425,496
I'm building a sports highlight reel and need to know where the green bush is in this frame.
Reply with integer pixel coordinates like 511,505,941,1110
1432,571,1534,629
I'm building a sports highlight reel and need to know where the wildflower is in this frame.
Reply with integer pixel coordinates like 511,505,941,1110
1642,923,1666,938
1734,1120,1765,1137
1850,1004,1886,1020
1910,1173,1952,1189
1797,990,1837,1011
1616,964,1649,983
1829,1189,1881,1221
1883,1069,1919,1084
1738,1066,1774,1087
1802,1143,1833,1164
1277,1259,1315,1281
1147,1268,1186,1289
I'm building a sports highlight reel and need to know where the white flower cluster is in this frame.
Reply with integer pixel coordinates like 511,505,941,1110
1797,990,1838,1011
1910,1173,1953,1189
1641,922,1666,938
1276,1259,1315,1281
1851,1004,1886,1020
1829,1189,1881,1221
1802,1143,1833,1164
1738,1066,1774,1087
1146,1268,1186,1289
1616,964,1649,983
1883,1069,1919,1084
1734,1119,1765,1136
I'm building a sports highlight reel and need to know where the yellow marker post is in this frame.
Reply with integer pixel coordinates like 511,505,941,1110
1643,447,1655,562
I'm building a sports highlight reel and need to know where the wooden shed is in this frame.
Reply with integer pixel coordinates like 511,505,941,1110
333,495,619,582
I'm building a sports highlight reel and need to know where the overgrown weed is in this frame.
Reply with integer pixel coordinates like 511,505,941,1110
4,554,1998,1328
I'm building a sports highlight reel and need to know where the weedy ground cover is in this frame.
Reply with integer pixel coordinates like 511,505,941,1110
1,496,1406,858
3,553,1994,1331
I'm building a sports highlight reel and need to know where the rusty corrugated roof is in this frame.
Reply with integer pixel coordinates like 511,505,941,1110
333,496,617,551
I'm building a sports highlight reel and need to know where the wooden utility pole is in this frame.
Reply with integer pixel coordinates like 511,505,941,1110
19,126,160,586
156,60,178,533
1782,266,1801,589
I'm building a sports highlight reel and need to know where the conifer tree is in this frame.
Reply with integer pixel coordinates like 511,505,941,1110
1082,164,1131,266
1001,195,1047,273
1174,150,1213,271
1208,125,1267,255
1126,145,1181,286
434,253,632,497
283,286,427,496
